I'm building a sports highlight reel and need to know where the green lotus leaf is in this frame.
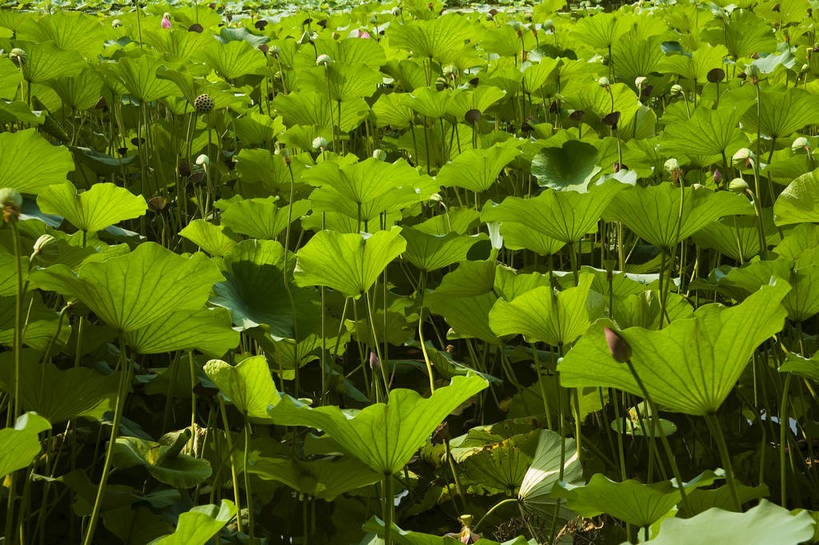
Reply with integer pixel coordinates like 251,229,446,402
315,35,386,68
0,293,71,350
149,500,236,545
531,140,600,192
388,14,475,63
780,351,819,382
0,58,22,100
109,56,179,103
363,517,529,545
125,308,239,357
425,260,499,343
692,209,778,261
660,103,752,163
445,85,507,119
37,181,147,233
373,92,415,128
402,227,485,271
774,169,819,226
498,222,565,256
718,252,819,322
482,180,626,243
605,184,754,249
662,44,730,84
21,41,84,84
178,219,236,257
643,500,813,545
294,227,406,298
113,435,212,489
0,253,27,297
612,33,667,85
203,355,281,421
409,87,451,118
49,68,104,111
553,474,679,527
268,375,488,474
570,12,635,50
202,39,266,80
248,455,381,501
19,11,107,57
518,429,583,510
489,273,596,346
700,9,777,59
0,349,117,424
274,92,369,132
34,242,223,332
298,63,382,101
218,197,311,240
143,28,210,63
436,143,521,193
559,282,790,415
457,429,540,494
0,128,75,194
742,88,819,140
208,239,297,337
303,158,428,223
0,412,51,479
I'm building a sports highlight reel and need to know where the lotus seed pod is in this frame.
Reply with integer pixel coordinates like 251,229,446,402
602,111,620,128
745,63,760,78
312,136,328,150
464,109,481,124
728,178,749,192
112,18,122,28
372,148,387,161
707,68,725,83
670,84,684,96
634,76,647,88
196,154,209,167
732,147,754,166
298,31,315,45
604,327,631,363
792,136,810,152
543,19,555,31
664,158,680,173
331,31,341,40
9,48,26,67
193,93,215,114
32,234,56,255
315,54,332,66
598,76,610,87
148,195,167,211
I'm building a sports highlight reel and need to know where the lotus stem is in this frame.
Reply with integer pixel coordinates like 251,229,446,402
218,397,243,534
705,412,742,511
82,336,131,545
243,417,255,542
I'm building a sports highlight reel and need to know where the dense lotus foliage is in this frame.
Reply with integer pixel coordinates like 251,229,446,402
4,0,819,543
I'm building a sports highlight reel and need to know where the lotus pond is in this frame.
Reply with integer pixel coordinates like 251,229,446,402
3,0,819,543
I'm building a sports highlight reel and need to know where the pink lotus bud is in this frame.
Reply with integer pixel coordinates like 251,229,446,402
357,29,370,38
161,13,172,29
604,327,631,363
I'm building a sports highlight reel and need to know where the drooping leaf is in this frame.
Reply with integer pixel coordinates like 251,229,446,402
517,429,583,510
148,500,236,545
0,412,51,478
248,455,381,501
203,355,281,421
113,435,212,489
178,220,236,257
531,140,600,192
436,143,521,193
218,197,311,240
774,168,819,226
402,227,484,271
125,308,239,358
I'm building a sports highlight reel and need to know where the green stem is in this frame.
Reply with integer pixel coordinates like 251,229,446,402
780,373,793,507
705,412,742,511
218,398,243,534
382,474,394,545
243,417,255,542
82,336,131,545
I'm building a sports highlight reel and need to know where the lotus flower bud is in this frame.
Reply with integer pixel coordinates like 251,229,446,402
598,76,610,87
315,54,332,66
543,19,555,32
0,188,22,223
161,12,172,29
670,84,684,96
112,18,122,28
32,234,56,255
713,168,722,184
792,136,810,152
196,154,209,167
604,327,631,363
9,48,26,67
664,158,679,173
728,178,749,192
312,136,327,150
635,76,647,88
276,147,291,166
369,351,380,369
391,6,402,16
372,148,387,161
732,147,755,167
